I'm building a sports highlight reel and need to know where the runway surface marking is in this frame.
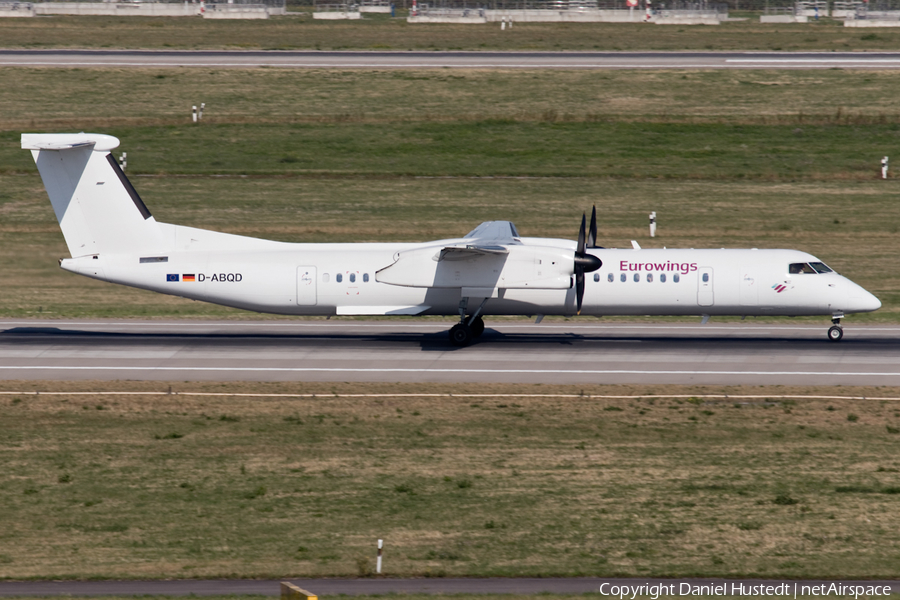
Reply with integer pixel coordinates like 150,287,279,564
3,62,899,70
6,51,900,69
6,62,882,69
727,58,900,63
3,366,900,377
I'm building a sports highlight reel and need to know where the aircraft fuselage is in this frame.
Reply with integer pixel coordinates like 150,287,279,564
61,235,879,319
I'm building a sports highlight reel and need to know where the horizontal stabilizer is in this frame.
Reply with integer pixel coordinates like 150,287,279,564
22,133,120,152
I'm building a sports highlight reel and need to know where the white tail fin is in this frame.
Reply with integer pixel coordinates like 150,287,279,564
22,133,166,258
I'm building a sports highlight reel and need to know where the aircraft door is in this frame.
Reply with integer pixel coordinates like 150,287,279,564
697,267,714,307
297,266,317,306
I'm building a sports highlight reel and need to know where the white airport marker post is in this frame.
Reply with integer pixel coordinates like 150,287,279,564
882,156,889,179
376,539,383,574
199,102,205,121
649,211,657,238
192,105,198,123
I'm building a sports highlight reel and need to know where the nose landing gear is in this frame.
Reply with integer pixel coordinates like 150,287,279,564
827,314,844,343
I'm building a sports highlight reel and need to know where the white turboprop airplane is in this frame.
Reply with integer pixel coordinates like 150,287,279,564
22,133,881,346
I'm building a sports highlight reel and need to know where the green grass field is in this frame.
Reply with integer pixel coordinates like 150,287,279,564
3,61,900,585
5,13,900,52
3,382,900,579
1,68,899,320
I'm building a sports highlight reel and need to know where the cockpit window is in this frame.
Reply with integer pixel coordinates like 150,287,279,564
789,263,817,274
809,262,833,274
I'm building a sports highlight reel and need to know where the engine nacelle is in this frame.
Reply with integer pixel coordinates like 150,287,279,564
376,244,574,290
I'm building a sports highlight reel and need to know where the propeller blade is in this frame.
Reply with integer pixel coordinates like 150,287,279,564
576,270,585,315
574,210,602,315
587,206,597,249
577,213,586,256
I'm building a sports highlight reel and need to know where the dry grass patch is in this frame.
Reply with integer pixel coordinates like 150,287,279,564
2,381,900,579
6,69,900,131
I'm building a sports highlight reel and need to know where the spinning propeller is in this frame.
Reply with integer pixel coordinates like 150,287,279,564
574,208,602,314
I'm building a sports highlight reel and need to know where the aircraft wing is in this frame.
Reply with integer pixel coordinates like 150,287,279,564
464,220,520,242
377,219,572,290
438,245,509,261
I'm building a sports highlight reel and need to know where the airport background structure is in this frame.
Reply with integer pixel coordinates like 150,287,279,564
3,0,899,22
0,0,286,18
306,0,900,25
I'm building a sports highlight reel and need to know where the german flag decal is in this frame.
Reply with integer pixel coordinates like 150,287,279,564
183,274,196,282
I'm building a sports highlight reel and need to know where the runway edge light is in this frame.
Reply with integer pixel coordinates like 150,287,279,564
377,538,384,574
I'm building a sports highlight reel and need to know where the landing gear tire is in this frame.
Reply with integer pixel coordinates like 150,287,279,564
470,316,485,338
827,325,844,343
449,323,474,347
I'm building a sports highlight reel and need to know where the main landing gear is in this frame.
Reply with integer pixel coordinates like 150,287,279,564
449,316,484,347
449,297,487,347
827,315,844,343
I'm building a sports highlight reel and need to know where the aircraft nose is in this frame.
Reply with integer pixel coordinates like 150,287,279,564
848,282,881,313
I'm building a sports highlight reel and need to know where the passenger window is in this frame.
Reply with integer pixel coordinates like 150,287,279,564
647,273,653,283
673,273,680,283
336,273,343,283
660,273,666,283
633,273,640,283
620,273,626,282
608,273,614,283
363,273,369,282
350,273,356,283
594,273,600,282
323,273,330,283
702,273,709,283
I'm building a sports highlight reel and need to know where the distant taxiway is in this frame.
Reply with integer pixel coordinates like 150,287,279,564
4,50,900,69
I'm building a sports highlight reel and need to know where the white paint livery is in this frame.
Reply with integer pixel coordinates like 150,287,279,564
22,133,881,345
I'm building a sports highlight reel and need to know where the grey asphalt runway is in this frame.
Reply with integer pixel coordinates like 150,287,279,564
1,319,898,385
4,49,900,69
0,577,898,597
